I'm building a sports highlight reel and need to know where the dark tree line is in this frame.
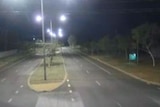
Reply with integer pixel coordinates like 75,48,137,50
80,23,160,67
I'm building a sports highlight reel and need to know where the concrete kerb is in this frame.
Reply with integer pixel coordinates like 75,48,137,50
27,56,68,92
80,51,160,86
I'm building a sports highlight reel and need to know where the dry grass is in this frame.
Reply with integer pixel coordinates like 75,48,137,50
30,54,65,84
93,55,160,83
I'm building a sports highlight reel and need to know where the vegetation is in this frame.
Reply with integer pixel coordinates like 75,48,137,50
80,23,160,67
68,35,77,47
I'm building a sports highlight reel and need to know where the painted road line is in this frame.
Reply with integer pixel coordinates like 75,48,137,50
67,79,70,82
86,70,90,74
20,85,24,88
1,78,6,82
96,81,101,86
148,96,160,106
80,55,111,75
15,90,19,94
69,90,73,93
116,102,122,107
68,84,71,88
71,98,75,102
15,70,18,72
8,98,13,103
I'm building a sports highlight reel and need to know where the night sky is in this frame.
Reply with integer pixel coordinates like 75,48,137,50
0,0,160,44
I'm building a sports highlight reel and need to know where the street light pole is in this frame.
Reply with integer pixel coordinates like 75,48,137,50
41,0,47,80
50,20,53,43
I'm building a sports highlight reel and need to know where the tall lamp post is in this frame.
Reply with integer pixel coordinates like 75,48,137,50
41,0,47,80
36,0,46,80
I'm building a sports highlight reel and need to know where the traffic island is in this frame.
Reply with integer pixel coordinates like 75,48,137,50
28,54,67,92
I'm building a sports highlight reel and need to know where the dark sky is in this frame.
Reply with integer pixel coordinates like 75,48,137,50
0,0,160,43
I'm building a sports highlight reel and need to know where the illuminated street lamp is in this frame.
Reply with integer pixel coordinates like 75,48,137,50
35,15,42,22
58,28,63,38
60,15,67,22
35,0,47,80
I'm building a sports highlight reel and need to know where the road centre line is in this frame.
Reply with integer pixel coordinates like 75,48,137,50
86,70,89,74
71,98,75,101
15,90,19,94
20,85,24,88
80,55,111,75
116,102,122,107
8,98,12,103
96,81,101,86
1,78,6,82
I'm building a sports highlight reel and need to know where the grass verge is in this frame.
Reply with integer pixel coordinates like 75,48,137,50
28,54,67,92
92,55,160,84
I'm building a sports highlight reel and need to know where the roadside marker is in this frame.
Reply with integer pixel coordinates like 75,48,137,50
67,79,69,82
68,84,71,87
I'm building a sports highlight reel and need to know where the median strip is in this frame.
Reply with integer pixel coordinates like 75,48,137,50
28,54,67,92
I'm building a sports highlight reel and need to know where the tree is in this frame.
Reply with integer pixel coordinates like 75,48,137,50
132,23,160,67
116,35,131,60
98,36,111,54
68,35,77,47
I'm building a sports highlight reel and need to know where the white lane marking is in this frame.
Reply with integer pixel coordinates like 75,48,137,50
66,79,69,82
86,70,90,74
20,85,24,88
15,90,19,94
116,102,122,107
15,70,18,72
1,78,6,82
8,98,12,103
69,90,73,93
80,55,111,75
68,84,71,88
96,81,101,86
148,96,160,106
71,98,75,101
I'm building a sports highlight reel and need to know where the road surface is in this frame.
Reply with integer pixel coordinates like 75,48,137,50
0,47,160,107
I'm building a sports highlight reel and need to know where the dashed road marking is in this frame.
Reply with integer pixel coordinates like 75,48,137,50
20,85,24,88
86,70,90,74
15,90,19,94
148,96,160,106
68,84,71,88
67,79,69,82
96,81,101,86
71,98,75,102
1,78,6,82
69,90,73,93
116,102,122,107
8,98,12,103
80,55,111,75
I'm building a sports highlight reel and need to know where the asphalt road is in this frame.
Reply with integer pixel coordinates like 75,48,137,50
61,47,160,107
0,47,160,107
